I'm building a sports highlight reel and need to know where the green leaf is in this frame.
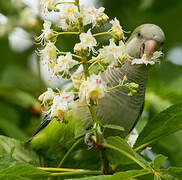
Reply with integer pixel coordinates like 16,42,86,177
0,135,41,166
68,169,151,180
0,164,50,180
0,174,29,180
153,154,167,169
161,167,182,179
103,124,125,132
0,154,18,171
67,175,110,180
106,136,151,168
134,103,182,151
0,154,48,180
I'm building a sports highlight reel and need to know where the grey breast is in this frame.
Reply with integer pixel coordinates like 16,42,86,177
96,62,149,137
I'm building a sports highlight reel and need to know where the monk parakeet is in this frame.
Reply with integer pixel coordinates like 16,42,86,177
29,24,165,157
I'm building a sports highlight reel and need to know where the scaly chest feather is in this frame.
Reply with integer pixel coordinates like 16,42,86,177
96,62,149,137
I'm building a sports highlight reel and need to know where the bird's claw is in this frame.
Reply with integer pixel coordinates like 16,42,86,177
84,132,95,149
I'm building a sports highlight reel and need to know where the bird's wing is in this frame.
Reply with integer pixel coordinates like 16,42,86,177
27,115,51,142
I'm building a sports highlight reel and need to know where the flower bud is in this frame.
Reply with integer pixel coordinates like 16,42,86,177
96,13,109,27
74,43,82,55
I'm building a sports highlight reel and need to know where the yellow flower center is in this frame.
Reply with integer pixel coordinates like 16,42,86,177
66,8,74,13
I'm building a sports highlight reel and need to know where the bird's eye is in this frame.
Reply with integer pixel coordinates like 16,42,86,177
161,42,164,46
137,32,141,38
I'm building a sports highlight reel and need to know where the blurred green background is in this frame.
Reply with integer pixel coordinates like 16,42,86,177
0,0,182,167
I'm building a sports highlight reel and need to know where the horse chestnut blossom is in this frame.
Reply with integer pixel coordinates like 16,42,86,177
109,18,125,40
81,5,108,27
59,4,81,24
35,20,53,45
53,52,78,77
37,1,139,126
79,74,107,104
71,65,84,88
76,29,97,53
38,41,57,68
38,88,55,105
96,39,128,67
40,0,56,14
48,92,77,119
39,90,77,119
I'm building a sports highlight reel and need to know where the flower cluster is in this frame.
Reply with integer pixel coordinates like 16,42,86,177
53,52,78,78
95,39,128,68
79,74,107,104
81,5,108,27
39,88,77,119
37,1,139,122
131,51,163,65
35,21,54,45
74,29,97,55
109,18,125,40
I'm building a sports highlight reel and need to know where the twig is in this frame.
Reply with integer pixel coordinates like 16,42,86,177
57,137,84,168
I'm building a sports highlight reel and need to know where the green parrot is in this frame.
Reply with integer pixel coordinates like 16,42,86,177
29,24,165,160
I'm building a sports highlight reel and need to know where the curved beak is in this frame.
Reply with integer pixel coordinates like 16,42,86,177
140,40,157,60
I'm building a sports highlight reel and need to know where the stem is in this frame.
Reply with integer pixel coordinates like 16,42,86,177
57,137,84,168
93,32,112,37
38,167,83,172
102,142,149,169
82,57,89,80
88,59,101,70
88,58,103,63
88,104,97,124
106,84,126,92
75,0,84,33
57,51,82,60
157,172,168,180
49,170,102,177
56,32,79,36
55,2,75,6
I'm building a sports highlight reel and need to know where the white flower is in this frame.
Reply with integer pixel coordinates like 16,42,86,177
109,18,125,40
48,92,77,118
81,5,105,27
53,52,77,77
40,0,56,15
79,74,107,104
38,41,57,68
58,19,71,31
151,51,163,61
131,51,163,66
79,29,97,52
59,3,80,24
71,65,84,88
97,39,128,67
35,20,53,45
38,88,55,105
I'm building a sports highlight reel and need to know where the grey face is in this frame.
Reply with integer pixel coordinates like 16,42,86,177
126,24,165,60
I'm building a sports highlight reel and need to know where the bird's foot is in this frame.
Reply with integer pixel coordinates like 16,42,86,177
84,132,95,149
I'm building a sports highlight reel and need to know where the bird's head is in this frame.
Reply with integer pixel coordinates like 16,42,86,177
126,24,165,65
